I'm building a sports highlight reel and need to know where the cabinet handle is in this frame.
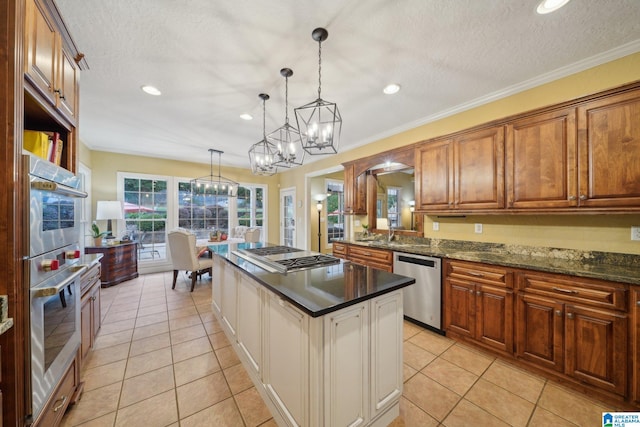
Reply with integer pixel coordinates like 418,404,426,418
53,395,67,412
579,194,587,201
54,89,66,100
476,290,482,296
552,287,578,294
469,289,474,294
362,252,372,256
636,300,640,307
555,310,562,317
468,271,484,278
567,312,574,319
568,195,576,201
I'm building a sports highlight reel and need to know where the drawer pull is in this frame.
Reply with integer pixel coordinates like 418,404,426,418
552,287,578,294
555,310,562,317
362,252,372,256
567,312,574,319
53,395,67,412
637,300,640,307
476,290,482,296
469,289,474,294
468,272,484,278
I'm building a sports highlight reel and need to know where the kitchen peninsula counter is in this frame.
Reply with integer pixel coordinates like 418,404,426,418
208,242,413,427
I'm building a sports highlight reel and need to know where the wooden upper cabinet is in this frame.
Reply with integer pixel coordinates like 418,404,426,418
415,138,453,210
24,0,57,105
577,88,640,208
506,108,578,209
416,125,505,212
343,163,366,215
455,125,505,210
24,0,79,125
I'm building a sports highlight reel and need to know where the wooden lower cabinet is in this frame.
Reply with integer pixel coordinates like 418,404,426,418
633,288,640,405
34,358,77,427
333,243,393,272
80,263,101,366
444,260,514,354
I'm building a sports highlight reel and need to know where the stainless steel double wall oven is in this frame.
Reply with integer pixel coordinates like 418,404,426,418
24,154,88,422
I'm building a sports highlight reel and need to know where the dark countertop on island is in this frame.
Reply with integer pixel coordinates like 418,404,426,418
207,242,415,317
338,237,640,286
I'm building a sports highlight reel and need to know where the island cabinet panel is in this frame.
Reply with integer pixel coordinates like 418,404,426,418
505,107,578,209
264,294,310,427
236,274,263,374
516,272,629,397
370,291,403,419
444,260,514,355
577,88,640,208
324,303,369,427
220,261,239,335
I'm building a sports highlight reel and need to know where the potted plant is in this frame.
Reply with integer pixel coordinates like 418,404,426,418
362,224,369,237
91,222,108,246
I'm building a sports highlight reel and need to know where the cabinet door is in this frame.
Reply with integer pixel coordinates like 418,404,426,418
633,288,640,404
264,295,309,427
212,257,223,314
57,45,78,124
324,302,368,427
444,278,475,338
343,164,366,215
80,292,92,363
515,293,564,372
220,262,238,335
564,304,627,396
24,0,57,103
454,126,505,210
370,291,403,419
577,89,640,207
476,285,513,353
506,108,578,209
236,275,262,374
415,139,454,210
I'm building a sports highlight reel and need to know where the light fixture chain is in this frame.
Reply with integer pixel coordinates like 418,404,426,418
262,97,267,139
285,74,289,124
318,38,322,99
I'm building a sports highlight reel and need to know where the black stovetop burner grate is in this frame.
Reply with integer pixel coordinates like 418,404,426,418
243,246,304,256
274,254,340,270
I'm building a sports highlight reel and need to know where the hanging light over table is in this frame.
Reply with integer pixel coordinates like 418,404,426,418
190,149,239,198
249,93,279,176
295,27,342,156
269,68,304,168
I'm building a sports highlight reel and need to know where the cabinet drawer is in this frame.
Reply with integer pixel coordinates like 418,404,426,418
333,243,347,259
519,272,627,311
36,358,76,427
80,264,101,294
348,246,392,263
446,260,512,288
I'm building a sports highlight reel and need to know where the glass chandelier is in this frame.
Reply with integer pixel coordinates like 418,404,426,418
190,149,239,197
249,93,279,176
295,27,342,156
268,68,304,168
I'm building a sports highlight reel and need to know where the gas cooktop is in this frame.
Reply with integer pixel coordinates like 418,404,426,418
233,246,341,273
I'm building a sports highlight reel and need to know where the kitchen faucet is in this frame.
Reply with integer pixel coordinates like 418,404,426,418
388,225,395,242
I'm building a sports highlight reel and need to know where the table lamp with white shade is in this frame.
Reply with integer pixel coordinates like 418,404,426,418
96,200,124,237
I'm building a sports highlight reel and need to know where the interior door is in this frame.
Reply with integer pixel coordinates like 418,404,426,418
280,188,296,247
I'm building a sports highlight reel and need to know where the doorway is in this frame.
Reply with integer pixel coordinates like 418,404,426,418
280,188,296,247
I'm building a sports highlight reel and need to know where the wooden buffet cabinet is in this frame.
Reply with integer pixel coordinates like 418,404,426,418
444,258,639,407
85,242,139,287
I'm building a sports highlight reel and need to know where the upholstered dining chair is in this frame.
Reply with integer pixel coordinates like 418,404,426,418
167,229,213,292
244,227,261,243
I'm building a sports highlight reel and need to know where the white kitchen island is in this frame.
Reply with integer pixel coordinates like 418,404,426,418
209,243,415,427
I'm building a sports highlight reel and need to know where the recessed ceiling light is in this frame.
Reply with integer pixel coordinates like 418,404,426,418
383,84,401,95
141,85,162,96
240,113,253,121
536,0,571,14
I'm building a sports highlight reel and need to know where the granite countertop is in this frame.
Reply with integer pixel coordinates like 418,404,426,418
339,237,640,286
207,242,415,317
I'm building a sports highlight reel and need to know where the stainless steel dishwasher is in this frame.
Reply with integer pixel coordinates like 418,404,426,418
393,252,442,333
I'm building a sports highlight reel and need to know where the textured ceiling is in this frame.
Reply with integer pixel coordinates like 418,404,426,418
55,0,640,169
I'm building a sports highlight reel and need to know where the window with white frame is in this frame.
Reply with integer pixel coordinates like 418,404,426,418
386,186,401,228
176,179,234,239
236,185,266,227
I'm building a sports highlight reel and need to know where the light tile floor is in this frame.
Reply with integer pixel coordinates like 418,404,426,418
61,272,621,427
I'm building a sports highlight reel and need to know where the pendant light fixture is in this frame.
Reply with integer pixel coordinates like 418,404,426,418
295,27,342,156
269,68,304,168
249,93,279,176
190,149,239,198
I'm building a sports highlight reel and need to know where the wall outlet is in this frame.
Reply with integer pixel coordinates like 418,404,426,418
474,223,483,234
355,219,361,226
632,226,640,241
432,221,440,231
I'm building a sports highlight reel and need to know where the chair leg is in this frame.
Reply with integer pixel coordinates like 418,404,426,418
190,271,197,292
59,290,67,308
172,270,178,289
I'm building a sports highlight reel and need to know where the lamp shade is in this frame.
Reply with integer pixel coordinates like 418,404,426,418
96,201,124,235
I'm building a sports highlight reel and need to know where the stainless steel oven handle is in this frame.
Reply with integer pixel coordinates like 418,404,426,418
31,180,88,198
31,266,86,299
